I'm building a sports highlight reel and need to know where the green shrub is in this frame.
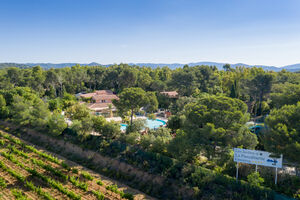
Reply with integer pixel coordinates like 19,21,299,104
70,176,88,191
0,160,25,182
106,184,119,193
96,179,104,186
121,192,134,200
0,177,7,189
61,161,71,170
106,184,134,200
92,190,105,200
8,144,29,158
81,171,94,181
24,145,60,164
247,172,264,187
31,158,68,181
11,189,29,200
72,167,79,174
25,181,55,200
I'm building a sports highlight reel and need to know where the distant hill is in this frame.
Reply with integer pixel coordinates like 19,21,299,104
25,62,102,69
0,63,31,69
131,62,300,72
0,62,102,69
1,61,300,72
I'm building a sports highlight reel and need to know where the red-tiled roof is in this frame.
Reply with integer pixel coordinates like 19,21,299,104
95,90,114,95
160,91,178,97
80,90,117,99
92,94,119,101
80,93,96,98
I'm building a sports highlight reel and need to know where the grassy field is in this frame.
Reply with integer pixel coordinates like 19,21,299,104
0,130,141,200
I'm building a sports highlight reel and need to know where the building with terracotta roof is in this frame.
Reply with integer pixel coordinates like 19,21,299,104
160,91,179,98
79,90,118,103
79,90,118,117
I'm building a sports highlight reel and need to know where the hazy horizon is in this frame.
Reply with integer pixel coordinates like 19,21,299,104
1,61,299,68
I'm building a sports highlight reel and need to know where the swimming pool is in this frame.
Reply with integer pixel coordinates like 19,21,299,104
120,119,166,131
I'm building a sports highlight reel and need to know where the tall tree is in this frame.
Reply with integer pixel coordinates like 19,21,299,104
270,83,300,108
248,73,273,116
118,68,138,90
168,95,257,161
264,103,300,165
113,87,148,125
223,64,231,71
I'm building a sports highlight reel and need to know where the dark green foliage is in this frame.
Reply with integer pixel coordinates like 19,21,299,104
0,64,299,199
126,119,146,134
0,160,26,182
113,87,155,125
96,179,104,186
72,167,79,174
106,184,134,200
264,103,300,164
25,181,55,200
247,172,264,187
11,189,30,200
92,190,105,200
270,83,300,108
70,176,88,191
0,177,7,189
81,171,94,181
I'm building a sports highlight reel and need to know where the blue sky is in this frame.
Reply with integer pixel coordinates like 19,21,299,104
1,0,300,66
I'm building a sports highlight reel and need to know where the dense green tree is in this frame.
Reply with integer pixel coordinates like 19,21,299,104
270,83,300,108
144,92,158,113
29,98,50,129
0,94,9,119
30,66,45,94
229,80,239,98
150,80,166,92
169,71,197,96
169,96,197,115
126,119,146,134
193,66,221,93
184,95,249,129
5,67,23,87
169,95,257,161
141,128,172,153
66,103,91,120
48,98,62,111
93,116,121,139
264,103,300,164
10,95,32,126
113,87,148,125
248,72,273,116
47,111,67,136
167,115,185,132
137,72,152,90
223,64,231,71
44,69,59,97
247,172,264,187
70,117,94,141
118,68,138,90
61,93,76,109
156,93,172,109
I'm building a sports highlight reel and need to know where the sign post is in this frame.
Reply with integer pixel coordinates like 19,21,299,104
233,148,283,182
275,167,278,185
236,162,239,182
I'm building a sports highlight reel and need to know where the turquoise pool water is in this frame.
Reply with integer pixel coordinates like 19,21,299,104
120,119,166,131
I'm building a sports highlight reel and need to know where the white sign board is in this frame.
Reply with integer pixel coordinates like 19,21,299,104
234,148,282,168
